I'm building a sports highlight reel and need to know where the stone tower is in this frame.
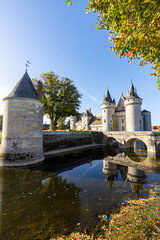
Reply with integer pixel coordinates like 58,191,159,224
81,108,93,130
0,71,44,166
124,82,142,131
141,110,152,131
70,116,77,130
101,89,115,131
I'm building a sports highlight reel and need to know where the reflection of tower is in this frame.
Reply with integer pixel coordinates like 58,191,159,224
117,165,128,182
124,82,142,131
103,160,118,191
127,166,147,199
101,89,116,131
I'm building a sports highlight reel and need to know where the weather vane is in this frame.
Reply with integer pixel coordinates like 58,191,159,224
25,61,31,72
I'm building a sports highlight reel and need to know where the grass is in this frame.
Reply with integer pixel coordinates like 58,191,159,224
52,185,160,240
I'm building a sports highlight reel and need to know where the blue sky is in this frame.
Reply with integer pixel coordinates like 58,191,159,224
0,0,159,125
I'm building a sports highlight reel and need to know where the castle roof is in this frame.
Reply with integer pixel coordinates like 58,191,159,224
90,116,102,125
116,94,125,112
83,109,93,117
4,71,40,100
106,88,112,102
126,81,140,100
103,88,115,104
142,110,150,113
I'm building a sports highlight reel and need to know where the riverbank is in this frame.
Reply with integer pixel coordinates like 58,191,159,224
52,185,160,240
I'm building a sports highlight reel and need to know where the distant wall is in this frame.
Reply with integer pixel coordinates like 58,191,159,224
43,131,103,152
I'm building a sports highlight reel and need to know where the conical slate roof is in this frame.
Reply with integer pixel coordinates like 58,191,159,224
126,80,140,99
106,88,113,103
129,81,134,95
5,71,40,100
142,109,150,113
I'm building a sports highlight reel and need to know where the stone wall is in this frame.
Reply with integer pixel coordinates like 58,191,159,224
43,131,103,152
0,98,44,166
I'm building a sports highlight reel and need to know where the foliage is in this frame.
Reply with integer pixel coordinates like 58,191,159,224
57,118,70,130
57,117,67,130
0,115,3,130
53,185,160,239
68,0,160,86
32,71,81,130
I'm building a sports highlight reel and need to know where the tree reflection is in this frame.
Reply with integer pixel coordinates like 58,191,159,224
0,168,81,240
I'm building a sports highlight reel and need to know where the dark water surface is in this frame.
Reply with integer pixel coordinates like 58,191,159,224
0,147,160,239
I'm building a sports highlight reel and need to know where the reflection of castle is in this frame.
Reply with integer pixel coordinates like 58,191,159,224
70,82,152,132
102,159,146,198
103,161,118,191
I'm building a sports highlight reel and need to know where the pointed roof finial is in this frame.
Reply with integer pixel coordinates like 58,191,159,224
106,87,113,103
129,78,134,94
25,61,31,72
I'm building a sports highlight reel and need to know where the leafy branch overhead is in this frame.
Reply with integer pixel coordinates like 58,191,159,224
32,71,81,130
68,0,160,86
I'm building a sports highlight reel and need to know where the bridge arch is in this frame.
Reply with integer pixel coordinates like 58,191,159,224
103,131,159,154
125,138,147,150
125,138,148,162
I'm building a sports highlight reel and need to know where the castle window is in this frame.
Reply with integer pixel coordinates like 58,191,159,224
122,119,124,123
112,114,114,117
104,119,106,123
104,110,106,113
122,126,124,131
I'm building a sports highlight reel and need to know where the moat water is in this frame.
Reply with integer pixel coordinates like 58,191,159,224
0,146,160,239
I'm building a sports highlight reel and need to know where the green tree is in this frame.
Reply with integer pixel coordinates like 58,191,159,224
0,115,3,130
57,117,66,130
68,0,160,86
32,71,81,131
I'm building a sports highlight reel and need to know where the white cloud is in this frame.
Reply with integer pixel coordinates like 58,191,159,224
79,87,98,103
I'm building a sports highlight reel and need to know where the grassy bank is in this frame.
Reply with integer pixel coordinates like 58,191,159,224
52,185,160,240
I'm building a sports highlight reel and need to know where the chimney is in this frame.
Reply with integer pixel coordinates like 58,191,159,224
38,81,43,100
89,108,91,114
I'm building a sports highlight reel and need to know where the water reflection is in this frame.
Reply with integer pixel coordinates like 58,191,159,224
102,159,147,199
0,146,160,239
0,168,81,240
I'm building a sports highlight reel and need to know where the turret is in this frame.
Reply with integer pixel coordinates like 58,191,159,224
81,109,93,130
0,70,44,166
124,81,142,131
101,88,115,131
141,110,152,131
70,116,77,130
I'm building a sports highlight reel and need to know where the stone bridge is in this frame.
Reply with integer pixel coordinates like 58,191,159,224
103,131,160,153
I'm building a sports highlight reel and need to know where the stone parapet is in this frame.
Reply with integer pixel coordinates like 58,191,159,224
43,131,103,152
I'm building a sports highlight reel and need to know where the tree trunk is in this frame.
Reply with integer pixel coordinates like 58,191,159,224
50,118,56,131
